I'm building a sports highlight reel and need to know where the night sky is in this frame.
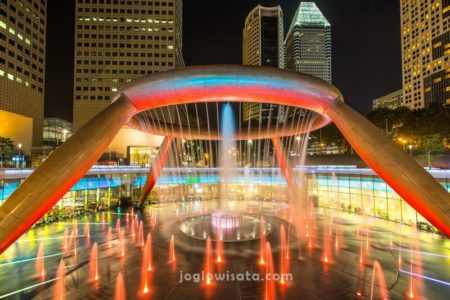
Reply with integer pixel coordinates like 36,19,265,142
44,0,402,122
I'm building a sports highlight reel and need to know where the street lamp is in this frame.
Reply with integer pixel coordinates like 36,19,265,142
17,143,22,168
408,144,413,156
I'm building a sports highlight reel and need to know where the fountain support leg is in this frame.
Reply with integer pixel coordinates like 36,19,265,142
138,136,173,208
325,100,450,237
0,94,137,254
272,137,297,189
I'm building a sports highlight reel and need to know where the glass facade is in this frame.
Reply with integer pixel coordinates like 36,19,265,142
1,167,448,228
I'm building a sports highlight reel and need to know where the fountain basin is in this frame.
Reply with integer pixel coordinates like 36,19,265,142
179,213,273,242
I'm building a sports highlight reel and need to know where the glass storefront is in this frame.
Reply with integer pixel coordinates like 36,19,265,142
0,167,448,228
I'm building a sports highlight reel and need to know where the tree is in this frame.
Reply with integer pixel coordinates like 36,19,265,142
418,134,446,169
309,123,351,154
0,137,16,167
367,107,412,136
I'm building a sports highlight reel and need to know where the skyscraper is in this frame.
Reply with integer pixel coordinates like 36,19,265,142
73,0,184,131
400,0,449,109
0,0,47,154
284,2,331,83
242,5,285,124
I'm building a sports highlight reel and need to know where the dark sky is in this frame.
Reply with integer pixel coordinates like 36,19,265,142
44,0,402,121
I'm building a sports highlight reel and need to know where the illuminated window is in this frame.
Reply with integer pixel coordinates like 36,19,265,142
0,20,5,29
7,73,14,80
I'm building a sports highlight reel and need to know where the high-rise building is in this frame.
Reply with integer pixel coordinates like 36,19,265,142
0,0,47,154
400,0,450,109
284,2,331,83
372,89,404,110
242,5,285,124
73,0,184,131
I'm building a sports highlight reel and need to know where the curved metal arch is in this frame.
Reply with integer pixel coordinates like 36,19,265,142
0,65,448,254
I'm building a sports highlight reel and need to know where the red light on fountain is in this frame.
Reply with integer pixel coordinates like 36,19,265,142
73,219,78,236
89,242,100,282
140,239,150,294
115,272,126,300
259,218,266,265
359,237,364,265
168,235,176,264
216,230,224,264
62,228,69,252
54,260,66,300
36,242,45,280
146,233,153,271
205,237,213,286
116,219,121,234
322,224,331,264
370,260,389,300
118,230,125,258
137,221,144,247
279,224,289,284
264,242,275,300
130,216,136,239
85,223,91,248
107,227,113,248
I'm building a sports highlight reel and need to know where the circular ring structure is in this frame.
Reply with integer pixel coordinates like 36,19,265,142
116,65,343,139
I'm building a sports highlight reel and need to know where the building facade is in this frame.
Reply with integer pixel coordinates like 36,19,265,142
372,89,404,110
400,0,450,109
242,5,285,124
43,117,72,151
284,2,331,83
73,0,184,131
0,0,46,152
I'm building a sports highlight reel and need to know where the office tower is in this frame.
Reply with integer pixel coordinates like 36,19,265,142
242,5,285,124
372,89,404,110
73,0,184,131
0,0,47,154
285,2,331,83
400,0,450,109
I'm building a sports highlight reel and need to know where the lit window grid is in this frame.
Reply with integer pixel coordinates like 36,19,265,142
73,0,183,130
400,0,449,109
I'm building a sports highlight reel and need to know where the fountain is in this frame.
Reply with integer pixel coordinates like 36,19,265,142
279,224,289,283
36,242,45,280
264,242,275,300
215,230,224,263
85,223,91,248
204,237,213,286
259,218,266,265
146,233,153,271
62,228,69,252
107,227,113,248
168,235,176,264
137,221,144,247
370,260,389,300
115,272,126,300
140,239,150,294
54,260,66,300
89,242,100,282
211,103,240,228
